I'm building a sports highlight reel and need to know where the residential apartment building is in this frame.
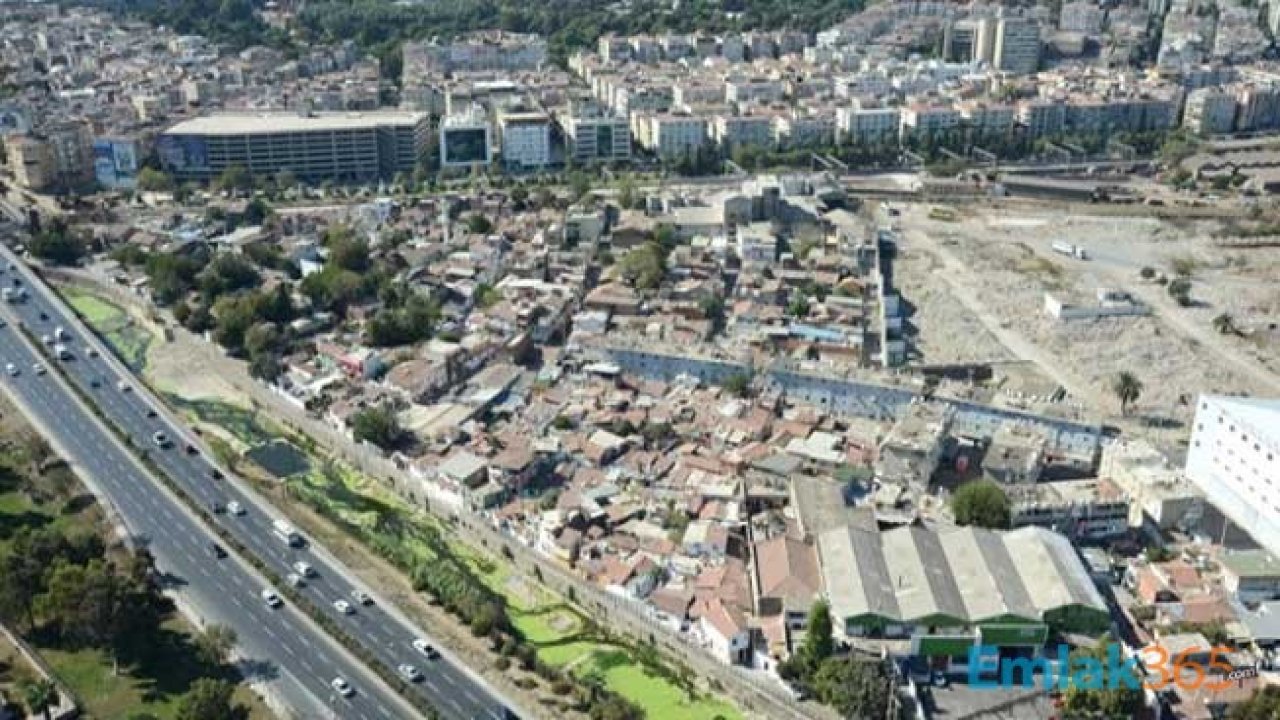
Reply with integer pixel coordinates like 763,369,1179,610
1007,479,1131,542
6,121,94,190
712,114,775,149
837,105,901,145
560,108,632,164
991,16,1042,74
958,101,1016,138
1185,396,1280,559
1184,87,1238,135
639,114,709,158
403,32,546,74
159,111,430,182
1017,100,1066,138
900,104,962,141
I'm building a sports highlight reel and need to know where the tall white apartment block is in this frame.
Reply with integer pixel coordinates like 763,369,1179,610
1185,395,1280,554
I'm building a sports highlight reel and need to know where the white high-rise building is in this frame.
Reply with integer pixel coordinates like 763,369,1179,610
1185,395,1280,554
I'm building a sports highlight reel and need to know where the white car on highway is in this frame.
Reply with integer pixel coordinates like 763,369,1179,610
332,599,354,615
397,664,423,682
5,363,16,377
261,589,283,608
351,589,373,606
31,363,44,376
292,561,316,578
412,638,439,659
330,677,355,698
226,500,245,516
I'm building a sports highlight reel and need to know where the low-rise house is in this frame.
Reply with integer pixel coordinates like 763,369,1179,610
751,534,821,632
699,596,752,666
1220,550,1280,603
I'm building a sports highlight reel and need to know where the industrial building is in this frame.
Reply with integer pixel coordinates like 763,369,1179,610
817,524,1110,664
1185,395,1280,558
158,111,430,183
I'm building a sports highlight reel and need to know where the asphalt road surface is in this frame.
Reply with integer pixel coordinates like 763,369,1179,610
0,246,516,720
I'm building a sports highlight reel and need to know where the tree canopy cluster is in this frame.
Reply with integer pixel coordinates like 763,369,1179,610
950,480,1011,529
777,602,894,718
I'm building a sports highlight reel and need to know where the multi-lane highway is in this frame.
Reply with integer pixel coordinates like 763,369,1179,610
0,242,517,720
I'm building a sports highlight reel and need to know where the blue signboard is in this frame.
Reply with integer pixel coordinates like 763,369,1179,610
157,134,209,172
93,138,141,189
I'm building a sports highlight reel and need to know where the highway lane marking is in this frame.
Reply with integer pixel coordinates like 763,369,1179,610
440,672,455,687
464,690,480,706
448,697,463,714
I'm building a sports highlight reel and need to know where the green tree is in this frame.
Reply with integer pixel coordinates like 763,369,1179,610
569,171,592,201
1230,685,1280,719
723,372,751,398
1112,371,1143,417
786,290,810,319
195,624,238,667
175,678,237,720
797,600,834,672
810,657,892,719
1062,634,1144,719
210,295,257,353
243,197,271,225
327,235,371,273
274,169,298,191
617,242,665,290
466,214,494,234
20,678,58,720
351,404,405,451
617,176,638,209
29,222,86,266
198,253,260,299
951,480,1011,529
135,168,174,192
214,165,252,193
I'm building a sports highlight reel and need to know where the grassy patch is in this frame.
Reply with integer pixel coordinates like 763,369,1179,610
36,618,271,720
166,395,282,448
62,288,154,372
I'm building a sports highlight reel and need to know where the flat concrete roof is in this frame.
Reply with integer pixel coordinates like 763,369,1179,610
164,111,428,136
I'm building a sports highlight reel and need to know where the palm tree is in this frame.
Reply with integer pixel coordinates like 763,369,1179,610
1212,313,1238,335
21,678,58,720
1112,371,1143,416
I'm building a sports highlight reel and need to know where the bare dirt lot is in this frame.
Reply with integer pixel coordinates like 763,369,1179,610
894,202,1280,436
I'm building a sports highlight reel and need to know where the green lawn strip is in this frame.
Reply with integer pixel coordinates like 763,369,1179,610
35,618,270,720
164,395,282,448
187,400,743,720
61,288,153,371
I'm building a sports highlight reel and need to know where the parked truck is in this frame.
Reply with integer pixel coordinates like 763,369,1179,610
1051,241,1089,260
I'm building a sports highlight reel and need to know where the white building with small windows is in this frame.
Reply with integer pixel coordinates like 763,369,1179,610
1185,395,1280,556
